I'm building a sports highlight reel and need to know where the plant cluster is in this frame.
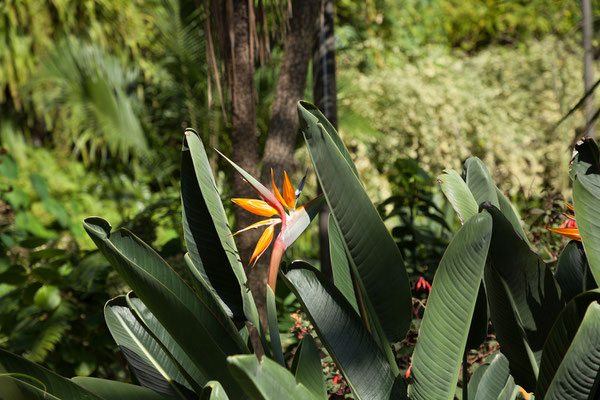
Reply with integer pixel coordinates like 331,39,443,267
2,103,600,400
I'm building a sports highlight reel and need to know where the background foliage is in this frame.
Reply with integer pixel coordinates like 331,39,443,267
0,0,597,391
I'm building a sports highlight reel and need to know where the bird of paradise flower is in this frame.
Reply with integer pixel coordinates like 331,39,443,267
548,203,581,241
216,150,323,291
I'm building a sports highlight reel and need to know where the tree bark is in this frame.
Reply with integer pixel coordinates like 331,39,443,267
312,0,338,281
260,0,322,181
582,0,595,137
246,0,320,317
230,0,261,265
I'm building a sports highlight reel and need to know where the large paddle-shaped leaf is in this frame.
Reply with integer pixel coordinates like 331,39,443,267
535,289,600,398
437,168,489,350
227,355,318,400
463,158,530,245
437,168,478,225
125,293,207,391
482,203,564,392
83,218,247,398
473,353,510,400
291,335,327,399
408,213,492,400
71,377,179,400
298,101,412,344
0,348,101,399
571,138,600,285
182,129,258,327
104,295,200,396
544,302,600,399
200,381,229,400
555,240,597,302
282,262,396,400
328,214,358,314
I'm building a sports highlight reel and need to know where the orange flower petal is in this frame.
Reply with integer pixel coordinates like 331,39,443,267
548,227,581,241
230,218,281,237
271,169,289,209
565,203,575,212
232,198,279,217
249,224,275,267
282,171,296,209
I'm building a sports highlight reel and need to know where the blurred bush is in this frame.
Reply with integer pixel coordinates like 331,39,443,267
338,36,581,204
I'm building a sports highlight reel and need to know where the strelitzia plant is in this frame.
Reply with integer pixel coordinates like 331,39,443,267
216,149,322,291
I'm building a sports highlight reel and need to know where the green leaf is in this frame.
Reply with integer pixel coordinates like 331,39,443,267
182,130,256,326
0,349,101,399
83,217,247,398
71,377,179,400
481,203,564,391
266,286,284,366
555,240,597,302
42,198,70,228
104,295,202,395
570,138,600,284
126,293,206,391
535,289,600,398
437,168,478,225
328,214,358,314
463,158,498,208
495,188,531,247
297,101,359,178
408,213,492,400
299,101,412,343
227,355,318,400
282,263,396,400
29,174,50,200
468,363,489,400
200,381,230,400
473,353,510,400
544,302,600,399
33,286,61,311
291,335,326,399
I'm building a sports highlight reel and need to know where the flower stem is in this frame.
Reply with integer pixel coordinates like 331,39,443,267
268,239,285,292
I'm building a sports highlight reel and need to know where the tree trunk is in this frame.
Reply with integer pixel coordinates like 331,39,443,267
312,0,338,281
260,0,322,181
230,0,261,265
247,0,320,317
582,0,595,137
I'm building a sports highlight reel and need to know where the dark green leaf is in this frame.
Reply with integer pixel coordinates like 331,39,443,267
182,130,256,326
555,241,597,302
126,293,206,391
544,302,600,399
482,204,564,391
71,377,179,400
227,355,318,400
83,218,247,398
0,349,101,399
328,214,358,314
536,289,600,398
104,295,201,396
290,335,326,399
299,101,412,343
282,263,395,400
